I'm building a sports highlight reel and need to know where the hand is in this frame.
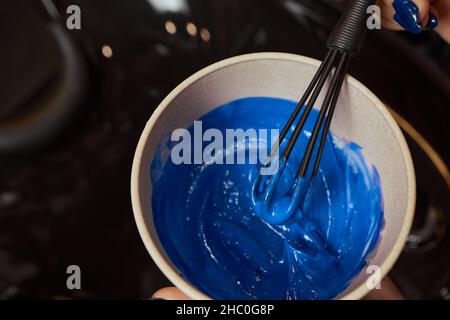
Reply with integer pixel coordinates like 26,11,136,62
151,277,404,300
152,287,191,300
378,0,450,43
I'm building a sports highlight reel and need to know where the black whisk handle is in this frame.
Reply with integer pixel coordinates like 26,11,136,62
326,0,376,57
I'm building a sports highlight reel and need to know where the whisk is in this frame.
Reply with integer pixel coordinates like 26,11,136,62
255,0,375,223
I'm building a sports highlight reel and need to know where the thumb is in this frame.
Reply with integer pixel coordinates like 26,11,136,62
152,287,192,300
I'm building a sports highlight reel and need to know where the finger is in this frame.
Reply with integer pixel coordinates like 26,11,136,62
381,0,431,32
363,277,404,300
425,6,439,30
434,0,450,42
388,0,431,22
152,287,192,300
378,0,404,30
411,0,431,24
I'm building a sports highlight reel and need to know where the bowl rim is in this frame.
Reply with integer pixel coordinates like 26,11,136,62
131,52,416,300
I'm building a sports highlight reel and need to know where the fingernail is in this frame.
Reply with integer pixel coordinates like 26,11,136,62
426,14,439,30
393,0,422,34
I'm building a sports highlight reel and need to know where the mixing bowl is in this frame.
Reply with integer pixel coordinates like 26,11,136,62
131,52,416,299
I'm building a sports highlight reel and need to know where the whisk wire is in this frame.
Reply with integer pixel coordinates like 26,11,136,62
267,49,338,163
297,53,351,177
255,0,373,222
311,54,351,177
281,49,339,161
276,50,335,147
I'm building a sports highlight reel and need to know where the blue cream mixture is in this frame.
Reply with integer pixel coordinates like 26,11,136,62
151,97,384,299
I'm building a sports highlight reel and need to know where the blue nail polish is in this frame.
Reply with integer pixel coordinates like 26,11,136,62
393,0,422,34
426,14,439,30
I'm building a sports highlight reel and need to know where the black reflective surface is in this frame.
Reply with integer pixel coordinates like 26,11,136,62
0,0,449,299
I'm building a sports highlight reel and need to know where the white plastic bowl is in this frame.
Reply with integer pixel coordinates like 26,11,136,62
131,52,416,300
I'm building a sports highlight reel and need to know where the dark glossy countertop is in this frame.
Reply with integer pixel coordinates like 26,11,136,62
0,0,449,299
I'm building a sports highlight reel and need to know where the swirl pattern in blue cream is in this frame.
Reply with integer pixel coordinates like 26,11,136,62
151,97,384,299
